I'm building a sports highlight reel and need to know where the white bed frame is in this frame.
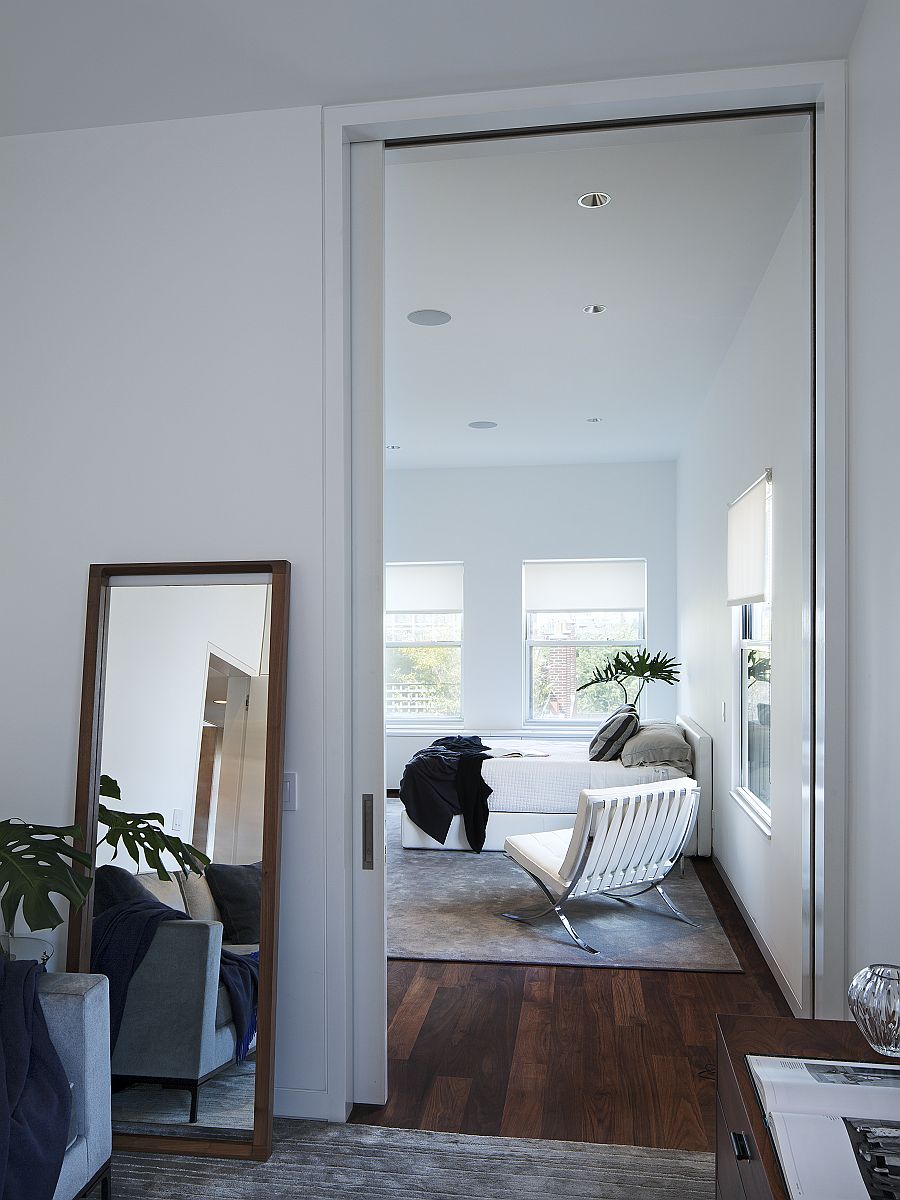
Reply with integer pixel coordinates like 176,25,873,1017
399,714,714,856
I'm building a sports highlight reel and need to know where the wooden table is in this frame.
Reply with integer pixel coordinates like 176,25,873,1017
716,1014,893,1200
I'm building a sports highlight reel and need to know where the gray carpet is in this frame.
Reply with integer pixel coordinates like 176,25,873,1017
112,1118,715,1198
388,801,740,971
112,1056,255,1139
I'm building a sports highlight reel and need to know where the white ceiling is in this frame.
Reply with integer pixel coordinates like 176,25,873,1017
385,115,809,469
1,0,866,138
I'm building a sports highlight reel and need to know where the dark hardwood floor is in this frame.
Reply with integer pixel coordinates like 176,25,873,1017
349,858,792,1151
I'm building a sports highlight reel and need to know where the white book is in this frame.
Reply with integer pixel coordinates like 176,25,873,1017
747,1056,900,1200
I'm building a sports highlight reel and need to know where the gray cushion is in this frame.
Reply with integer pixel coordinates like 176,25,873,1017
589,705,640,762
92,864,154,914
205,862,262,945
620,722,692,769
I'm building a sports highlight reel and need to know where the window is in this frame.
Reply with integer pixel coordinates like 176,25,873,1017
523,560,647,723
728,472,772,812
739,601,771,806
384,563,463,721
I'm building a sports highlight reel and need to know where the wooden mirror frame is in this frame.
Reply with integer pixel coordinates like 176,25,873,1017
67,559,290,1162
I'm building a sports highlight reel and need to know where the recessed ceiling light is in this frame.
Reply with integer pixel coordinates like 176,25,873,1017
212,699,227,704
407,309,451,326
385,444,401,450
583,304,607,315
586,417,603,423
578,192,611,208
468,421,498,429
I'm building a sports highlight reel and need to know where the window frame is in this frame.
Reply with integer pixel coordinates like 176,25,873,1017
384,606,464,724
523,605,647,727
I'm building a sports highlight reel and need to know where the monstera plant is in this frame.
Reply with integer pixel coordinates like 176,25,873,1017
577,648,681,708
0,774,209,938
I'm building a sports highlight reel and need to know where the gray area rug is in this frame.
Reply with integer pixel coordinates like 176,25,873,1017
112,1056,255,1139
388,801,740,971
112,1118,715,1198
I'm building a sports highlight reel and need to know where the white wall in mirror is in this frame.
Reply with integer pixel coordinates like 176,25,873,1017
99,583,270,872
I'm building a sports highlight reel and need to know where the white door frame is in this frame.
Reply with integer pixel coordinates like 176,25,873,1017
322,59,848,1108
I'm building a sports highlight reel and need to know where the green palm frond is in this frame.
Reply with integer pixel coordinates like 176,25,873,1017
577,648,681,705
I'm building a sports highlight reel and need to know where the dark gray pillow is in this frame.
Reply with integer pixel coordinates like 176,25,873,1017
205,862,262,944
93,864,156,914
620,722,692,769
589,705,640,762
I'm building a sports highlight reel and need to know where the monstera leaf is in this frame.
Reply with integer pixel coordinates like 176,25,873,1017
0,820,93,933
97,774,210,880
577,648,681,706
98,802,209,880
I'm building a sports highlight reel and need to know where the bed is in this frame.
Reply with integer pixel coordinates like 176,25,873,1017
399,714,713,856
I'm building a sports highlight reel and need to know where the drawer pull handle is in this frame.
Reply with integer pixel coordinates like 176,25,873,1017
731,1131,753,1161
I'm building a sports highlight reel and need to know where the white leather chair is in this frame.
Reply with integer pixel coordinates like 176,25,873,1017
501,778,701,954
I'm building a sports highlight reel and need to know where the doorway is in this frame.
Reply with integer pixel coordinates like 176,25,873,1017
331,76,848,1123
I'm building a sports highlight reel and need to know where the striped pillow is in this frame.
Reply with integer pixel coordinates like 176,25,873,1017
589,705,640,762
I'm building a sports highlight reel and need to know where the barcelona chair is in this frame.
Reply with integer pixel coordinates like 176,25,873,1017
501,778,701,954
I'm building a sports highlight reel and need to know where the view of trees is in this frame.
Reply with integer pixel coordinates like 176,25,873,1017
385,645,462,718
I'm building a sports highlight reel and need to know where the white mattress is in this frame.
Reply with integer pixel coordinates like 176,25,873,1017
481,740,688,815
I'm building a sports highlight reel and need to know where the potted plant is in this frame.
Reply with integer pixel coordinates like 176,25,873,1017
0,774,209,962
577,648,681,708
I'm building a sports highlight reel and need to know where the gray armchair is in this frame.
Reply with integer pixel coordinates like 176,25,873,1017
37,973,112,1200
111,920,239,1123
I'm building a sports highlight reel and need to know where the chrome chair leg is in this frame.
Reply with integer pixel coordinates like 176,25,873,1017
500,872,599,954
654,884,701,928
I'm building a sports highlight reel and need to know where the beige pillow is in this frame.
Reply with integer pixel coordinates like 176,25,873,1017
137,871,186,913
181,871,222,923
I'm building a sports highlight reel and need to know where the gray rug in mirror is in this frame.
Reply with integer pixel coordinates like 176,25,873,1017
113,1119,715,1198
387,802,740,971
112,1055,255,1140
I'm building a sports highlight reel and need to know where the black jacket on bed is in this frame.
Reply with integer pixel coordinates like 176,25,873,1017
399,736,493,852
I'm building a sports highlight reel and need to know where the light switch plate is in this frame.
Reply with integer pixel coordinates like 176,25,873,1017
282,772,298,812
171,808,184,832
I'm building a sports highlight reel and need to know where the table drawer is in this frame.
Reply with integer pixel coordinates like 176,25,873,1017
717,1097,748,1200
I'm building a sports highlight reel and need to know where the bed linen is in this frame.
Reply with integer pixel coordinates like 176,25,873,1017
481,744,686,815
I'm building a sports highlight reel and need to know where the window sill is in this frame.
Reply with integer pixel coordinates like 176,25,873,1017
729,787,772,838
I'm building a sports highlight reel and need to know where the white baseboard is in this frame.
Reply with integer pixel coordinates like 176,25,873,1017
712,854,804,1016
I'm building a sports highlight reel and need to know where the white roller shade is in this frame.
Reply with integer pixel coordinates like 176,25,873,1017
727,473,770,606
385,562,463,612
523,560,646,611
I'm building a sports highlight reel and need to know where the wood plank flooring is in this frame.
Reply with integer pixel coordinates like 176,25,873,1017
349,858,792,1151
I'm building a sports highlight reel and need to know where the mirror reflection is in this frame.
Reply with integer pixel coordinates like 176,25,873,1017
89,579,271,1140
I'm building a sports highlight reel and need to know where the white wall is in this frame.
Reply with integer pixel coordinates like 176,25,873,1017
847,0,900,973
384,462,678,782
99,582,267,868
677,199,810,1008
0,107,337,1115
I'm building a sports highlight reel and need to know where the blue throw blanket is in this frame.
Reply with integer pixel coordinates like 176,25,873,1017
0,959,71,1200
92,897,259,1062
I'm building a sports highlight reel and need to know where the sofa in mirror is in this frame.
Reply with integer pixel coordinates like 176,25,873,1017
67,561,289,1161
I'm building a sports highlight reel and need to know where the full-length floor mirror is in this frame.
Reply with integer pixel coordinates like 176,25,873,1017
67,561,289,1161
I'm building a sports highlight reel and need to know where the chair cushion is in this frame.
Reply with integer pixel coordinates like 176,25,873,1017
589,705,640,761
205,862,262,945
504,829,572,898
